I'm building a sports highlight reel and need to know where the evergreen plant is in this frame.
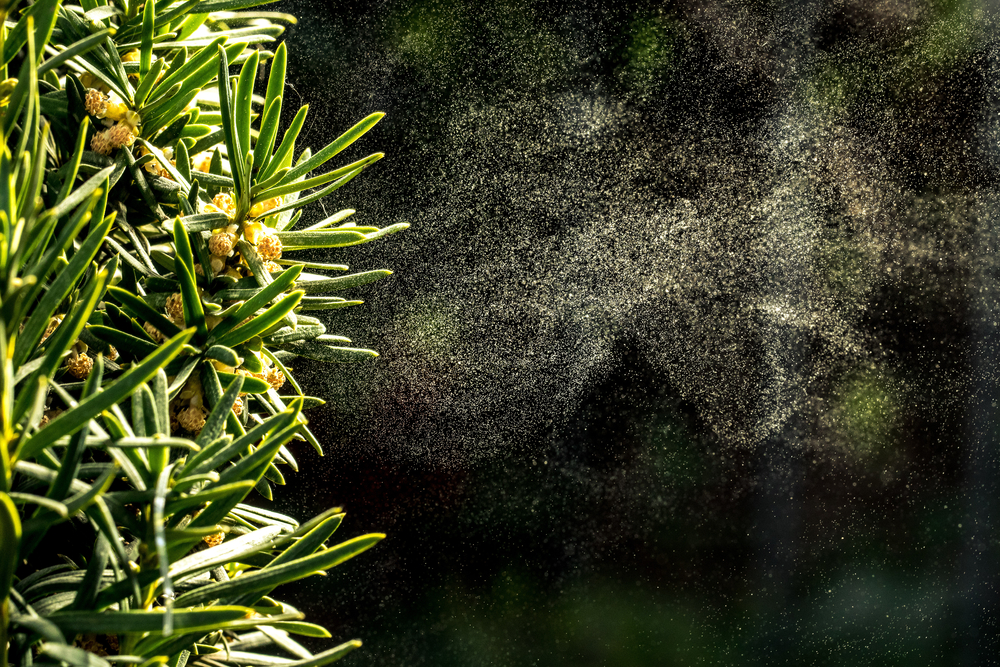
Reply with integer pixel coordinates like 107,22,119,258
0,1,405,666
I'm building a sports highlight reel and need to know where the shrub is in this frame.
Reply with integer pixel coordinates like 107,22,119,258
0,1,405,666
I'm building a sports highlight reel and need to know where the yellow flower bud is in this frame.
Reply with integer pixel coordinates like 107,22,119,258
243,221,265,244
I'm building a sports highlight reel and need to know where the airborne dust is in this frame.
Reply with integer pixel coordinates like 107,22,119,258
289,1,986,463
267,1,999,664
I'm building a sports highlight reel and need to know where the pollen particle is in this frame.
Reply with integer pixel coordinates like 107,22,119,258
84,89,108,117
209,232,235,257
177,405,207,433
66,353,93,379
143,321,166,343
203,532,225,548
106,122,136,149
257,233,283,261
211,193,236,218
266,367,285,391
165,292,185,325
91,129,113,156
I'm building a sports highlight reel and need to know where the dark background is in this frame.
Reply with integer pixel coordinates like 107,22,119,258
259,0,999,664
